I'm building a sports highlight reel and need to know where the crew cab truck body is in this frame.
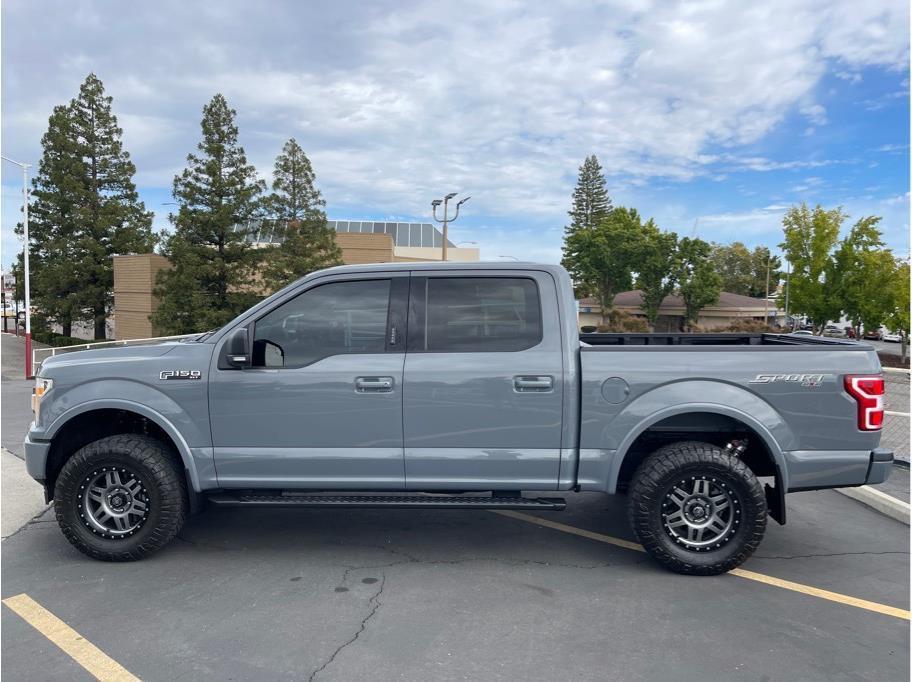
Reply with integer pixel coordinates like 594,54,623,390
25,262,892,574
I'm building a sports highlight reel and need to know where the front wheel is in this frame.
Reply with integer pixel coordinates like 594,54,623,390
54,435,187,561
628,441,766,576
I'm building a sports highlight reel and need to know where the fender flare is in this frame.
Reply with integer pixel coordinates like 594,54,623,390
46,398,203,492
610,402,789,523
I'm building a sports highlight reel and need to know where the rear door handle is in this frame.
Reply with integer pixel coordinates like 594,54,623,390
513,375,554,392
355,376,394,393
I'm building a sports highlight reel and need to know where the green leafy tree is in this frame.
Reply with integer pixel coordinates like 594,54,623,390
831,216,895,336
561,207,643,324
17,105,85,337
69,74,156,338
562,154,613,298
749,246,782,299
711,242,781,297
636,223,678,330
710,242,753,295
261,139,342,292
779,204,843,333
885,260,910,363
153,94,265,334
676,237,721,331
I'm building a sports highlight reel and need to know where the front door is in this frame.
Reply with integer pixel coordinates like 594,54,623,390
209,274,408,488
403,272,564,490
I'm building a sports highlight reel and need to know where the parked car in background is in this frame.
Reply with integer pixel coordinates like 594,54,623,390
790,330,814,336
863,329,882,341
883,331,903,343
823,325,845,338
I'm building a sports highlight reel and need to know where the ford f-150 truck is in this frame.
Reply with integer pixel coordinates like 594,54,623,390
24,262,893,575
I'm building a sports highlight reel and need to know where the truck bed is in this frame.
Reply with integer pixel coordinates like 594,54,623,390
580,332,865,347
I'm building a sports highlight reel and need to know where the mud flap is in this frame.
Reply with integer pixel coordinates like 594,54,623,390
765,482,786,525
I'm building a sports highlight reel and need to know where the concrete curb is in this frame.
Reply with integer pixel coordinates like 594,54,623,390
836,485,910,525
883,366,910,375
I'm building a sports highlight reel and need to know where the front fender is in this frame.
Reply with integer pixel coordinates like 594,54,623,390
37,379,213,492
579,380,793,494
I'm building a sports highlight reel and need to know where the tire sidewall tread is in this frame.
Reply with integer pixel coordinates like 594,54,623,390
54,434,187,562
628,440,767,576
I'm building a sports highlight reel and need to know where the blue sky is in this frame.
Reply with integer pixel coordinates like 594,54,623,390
2,0,909,268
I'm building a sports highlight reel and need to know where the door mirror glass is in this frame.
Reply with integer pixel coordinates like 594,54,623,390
226,328,249,367
253,339,285,367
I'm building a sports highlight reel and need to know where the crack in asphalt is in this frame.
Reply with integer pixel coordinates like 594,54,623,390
308,572,386,682
1,507,53,541
753,550,910,560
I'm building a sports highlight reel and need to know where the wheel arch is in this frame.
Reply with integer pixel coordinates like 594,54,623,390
43,401,203,500
610,404,789,524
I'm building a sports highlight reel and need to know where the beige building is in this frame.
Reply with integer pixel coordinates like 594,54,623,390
113,222,480,339
578,290,784,332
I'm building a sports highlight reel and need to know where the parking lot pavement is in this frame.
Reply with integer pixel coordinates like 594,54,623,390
870,464,910,504
2,485,908,681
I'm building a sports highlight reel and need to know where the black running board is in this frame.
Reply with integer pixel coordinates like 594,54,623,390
206,493,566,510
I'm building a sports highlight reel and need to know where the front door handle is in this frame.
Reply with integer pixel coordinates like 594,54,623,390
513,375,554,392
355,376,394,393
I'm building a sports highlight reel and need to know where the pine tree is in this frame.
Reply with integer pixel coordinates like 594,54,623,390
69,74,155,338
567,155,612,232
152,94,265,334
18,105,85,337
562,154,613,298
261,139,342,292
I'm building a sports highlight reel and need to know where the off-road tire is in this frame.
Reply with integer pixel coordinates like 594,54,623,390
54,435,187,561
628,441,766,576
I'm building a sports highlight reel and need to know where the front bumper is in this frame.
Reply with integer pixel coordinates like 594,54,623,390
865,448,894,485
24,428,51,482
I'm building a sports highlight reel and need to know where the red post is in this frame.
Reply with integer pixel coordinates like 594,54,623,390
25,331,32,379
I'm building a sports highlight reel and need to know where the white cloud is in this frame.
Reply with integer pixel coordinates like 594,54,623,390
1,0,908,264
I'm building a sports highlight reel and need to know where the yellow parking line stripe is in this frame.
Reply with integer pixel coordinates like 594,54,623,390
493,510,911,622
728,568,911,621
2,593,139,681
495,510,646,553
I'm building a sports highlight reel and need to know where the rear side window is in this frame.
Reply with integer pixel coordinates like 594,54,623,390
253,279,391,367
421,277,542,352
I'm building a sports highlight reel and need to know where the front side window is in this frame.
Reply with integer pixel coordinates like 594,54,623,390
253,279,391,367
423,277,542,352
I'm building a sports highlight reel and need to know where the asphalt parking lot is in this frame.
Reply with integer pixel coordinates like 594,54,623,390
2,334,909,680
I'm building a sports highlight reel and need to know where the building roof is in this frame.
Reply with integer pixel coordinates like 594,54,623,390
241,219,455,248
580,290,771,312
330,220,455,248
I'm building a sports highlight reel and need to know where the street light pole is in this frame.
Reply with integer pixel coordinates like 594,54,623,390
784,259,791,330
431,193,470,261
2,156,32,378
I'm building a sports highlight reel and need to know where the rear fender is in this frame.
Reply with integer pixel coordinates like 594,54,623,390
586,380,793,497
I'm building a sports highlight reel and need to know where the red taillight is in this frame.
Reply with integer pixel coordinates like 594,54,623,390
844,375,885,431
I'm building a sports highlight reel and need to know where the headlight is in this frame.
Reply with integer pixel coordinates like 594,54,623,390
32,377,53,419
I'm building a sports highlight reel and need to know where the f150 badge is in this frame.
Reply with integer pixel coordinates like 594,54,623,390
160,370,202,380
749,373,827,387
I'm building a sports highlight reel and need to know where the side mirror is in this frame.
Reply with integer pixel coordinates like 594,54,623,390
226,328,249,368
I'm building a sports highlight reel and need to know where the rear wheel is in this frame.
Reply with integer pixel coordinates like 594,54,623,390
54,435,187,561
628,441,766,576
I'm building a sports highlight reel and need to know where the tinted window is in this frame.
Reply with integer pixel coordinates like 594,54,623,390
254,279,391,367
423,277,542,352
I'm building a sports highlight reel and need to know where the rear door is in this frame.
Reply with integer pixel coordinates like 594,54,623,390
403,271,564,490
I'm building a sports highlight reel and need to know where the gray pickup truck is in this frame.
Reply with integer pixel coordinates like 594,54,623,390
25,262,893,575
